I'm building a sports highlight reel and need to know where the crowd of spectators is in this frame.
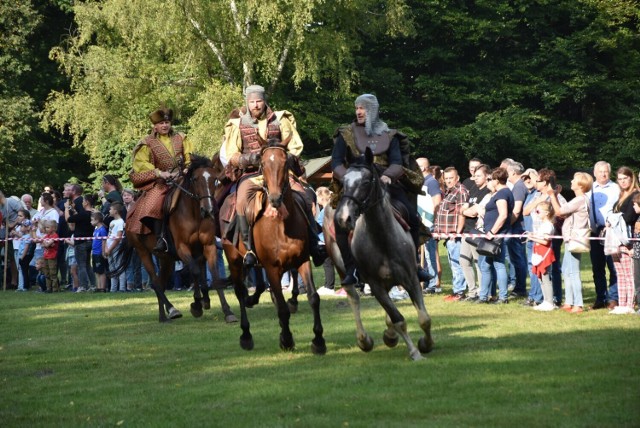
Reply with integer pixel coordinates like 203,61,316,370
0,176,220,294
1,158,639,317
418,158,640,315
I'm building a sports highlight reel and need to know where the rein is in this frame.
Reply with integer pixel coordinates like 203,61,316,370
169,167,215,203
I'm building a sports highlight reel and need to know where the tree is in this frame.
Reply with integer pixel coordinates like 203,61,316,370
0,0,89,195
43,0,414,185
354,0,640,174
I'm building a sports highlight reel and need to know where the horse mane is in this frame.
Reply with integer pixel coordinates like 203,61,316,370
185,154,213,181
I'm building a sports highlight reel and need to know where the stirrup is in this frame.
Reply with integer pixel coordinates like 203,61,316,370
243,250,257,267
153,237,168,253
341,269,359,286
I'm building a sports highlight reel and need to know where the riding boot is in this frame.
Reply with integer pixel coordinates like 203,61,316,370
237,214,257,267
152,218,168,253
300,201,327,267
336,228,358,286
308,224,328,268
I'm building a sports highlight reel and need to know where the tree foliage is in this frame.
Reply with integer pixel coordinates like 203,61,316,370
43,0,414,187
5,0,638,195
0,0,88,195
360,0,640,173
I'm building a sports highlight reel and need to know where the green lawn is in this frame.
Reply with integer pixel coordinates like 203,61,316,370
1,255,639,427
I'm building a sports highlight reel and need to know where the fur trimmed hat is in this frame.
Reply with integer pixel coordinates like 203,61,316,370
149,108,173,124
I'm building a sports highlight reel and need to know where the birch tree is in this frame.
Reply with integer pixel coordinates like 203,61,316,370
43,0,414,181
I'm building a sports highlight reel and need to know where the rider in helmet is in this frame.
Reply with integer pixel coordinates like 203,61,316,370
331,94,430,286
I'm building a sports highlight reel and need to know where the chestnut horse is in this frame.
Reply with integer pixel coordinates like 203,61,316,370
327,148,433,360
114,155,237,323
222,142,326,354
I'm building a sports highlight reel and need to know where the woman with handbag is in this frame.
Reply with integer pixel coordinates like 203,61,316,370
608,167,640,315
475,168,514,304
548,172,593,313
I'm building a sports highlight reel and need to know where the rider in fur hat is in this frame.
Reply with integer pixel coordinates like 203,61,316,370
128,107,193,252
332,94,430,286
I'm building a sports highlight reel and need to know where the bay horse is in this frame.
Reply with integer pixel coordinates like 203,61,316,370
114,154,237,323
329,147,433,361
222,142,326,354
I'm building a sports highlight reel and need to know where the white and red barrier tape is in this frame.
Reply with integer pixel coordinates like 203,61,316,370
2,232,639,242
431,232,640,242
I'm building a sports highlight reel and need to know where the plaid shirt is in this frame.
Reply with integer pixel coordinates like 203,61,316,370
435,182,469,234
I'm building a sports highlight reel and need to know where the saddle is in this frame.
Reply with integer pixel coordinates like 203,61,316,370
218,177,307,247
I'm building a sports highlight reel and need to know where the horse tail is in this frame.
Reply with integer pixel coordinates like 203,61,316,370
106,236,134,278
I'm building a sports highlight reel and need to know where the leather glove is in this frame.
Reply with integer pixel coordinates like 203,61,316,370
238,152,261,169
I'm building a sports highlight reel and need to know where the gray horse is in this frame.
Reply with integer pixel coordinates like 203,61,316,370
324,148,434,361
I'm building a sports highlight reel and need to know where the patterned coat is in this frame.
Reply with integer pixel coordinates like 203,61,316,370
126,131,191,234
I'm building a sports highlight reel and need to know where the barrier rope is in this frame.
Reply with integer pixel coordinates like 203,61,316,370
430,232,640,242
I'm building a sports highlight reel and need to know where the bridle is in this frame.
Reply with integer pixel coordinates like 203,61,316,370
259,144,290,205
168,165,217,215
340,163,384,215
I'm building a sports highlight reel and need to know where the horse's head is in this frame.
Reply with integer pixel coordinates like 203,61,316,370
260,136,291,209
186,154,218,220
335,147,381,230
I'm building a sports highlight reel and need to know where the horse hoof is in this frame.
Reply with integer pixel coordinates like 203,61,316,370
311,339,327,355
245,296,259,308
410,351,425,361
190,302,203,318
168,307,183,319
287,300,298,314
225,314,238,323
240,335,254,351
418,336,434,354
279,334,295,351
203,301,211,310
358,335,374,352
383,332,399,348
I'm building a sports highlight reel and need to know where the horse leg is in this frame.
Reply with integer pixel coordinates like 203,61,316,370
405,279,434,354
245,266,266,308
136,245,170,322
204,244,236,322
264,268,294,351
287,270,299,314
180,253,204,319
299,261,326,355
372,285,423,361
158,256,182,320
226,246,253,350
344,284,374,352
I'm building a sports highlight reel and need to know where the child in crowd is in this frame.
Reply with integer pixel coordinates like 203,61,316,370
528,201,557,311
91,212,108,292
42,220,60,292
10,209,33,291
104,202,126,292
34,257,47,292
64,234,81,292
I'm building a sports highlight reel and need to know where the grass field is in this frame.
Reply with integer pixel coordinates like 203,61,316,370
1,257,639,427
